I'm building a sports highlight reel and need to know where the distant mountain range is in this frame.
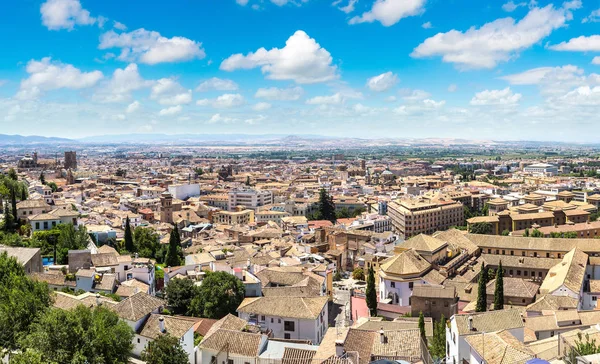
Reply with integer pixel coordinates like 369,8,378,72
0,133,594,147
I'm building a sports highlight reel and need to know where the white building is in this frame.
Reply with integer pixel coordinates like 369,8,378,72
168,183,201,200
446,310,525,364
228,188,273,211
237,296,329,344
523,163,558,176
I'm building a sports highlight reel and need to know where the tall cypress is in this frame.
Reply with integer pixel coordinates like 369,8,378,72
366,266,377,317
494,261,504,310
124,216,135,252
418,311,426,342
476,263,487,312
165,225,183,267
317,188,337,223
10,184,17,228
2,202,13,232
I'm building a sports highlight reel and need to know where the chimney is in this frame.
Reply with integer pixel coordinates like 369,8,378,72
96,293,101,307
468,316,474,331
158,316,166,333
379,328,386,344
335,340,345,357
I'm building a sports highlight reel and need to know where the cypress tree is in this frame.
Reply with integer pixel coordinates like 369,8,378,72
10,185,17,228
317,188,336,223
366,266,377,317
476,263,487,312
494,261,504,310
20,185,27,201
2,202,13,232
418,311,426,342
124,216,135,252
165,225,183,267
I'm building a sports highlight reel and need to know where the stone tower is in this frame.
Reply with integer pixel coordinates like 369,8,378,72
160,191,173,224
64,151,77,170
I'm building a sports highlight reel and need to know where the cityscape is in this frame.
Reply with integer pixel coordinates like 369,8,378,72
3,0,600,364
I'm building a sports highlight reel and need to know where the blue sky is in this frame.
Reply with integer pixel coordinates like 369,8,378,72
1,0,600,141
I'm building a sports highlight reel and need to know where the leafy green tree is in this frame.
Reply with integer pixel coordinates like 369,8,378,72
501,229,510,236
469,222,492,234
0,252,51,350
418,311,426,342
476,263,487,312
20,305,134,364
124,216,135,252
366,266,377,317
8,168,17,181
333,270,342,281
134,226,161,259
245,176,251,186
493,261,504,310
10,183,17,228
429,315,446,360
352,268,365,280
165,278,196,315
317,188,336,223
46,182,58,193
524,228,530,237
9,348,48,364
165,226,184,267
481,203,489,216
194,168,204,177
56,224,89,264
20,184,28,200
530,229,544,238
141,333,189,364
189,271,245,319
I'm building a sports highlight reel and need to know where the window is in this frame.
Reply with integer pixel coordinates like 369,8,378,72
522,251,526,256
517,270,521,276
228,360,234,364
409,282,414,289
261,315,265,321
593,296,597,301
137,338,140,343
509,270,513,275
285,333,291,339
284,321,295,331
546,253,550,258
271,318,273,323
391,282,395,288
524,271,528,277
444,301,449,307
211,356,216,364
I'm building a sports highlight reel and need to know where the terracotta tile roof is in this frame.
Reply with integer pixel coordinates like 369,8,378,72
199,329,265,357
401,234,447,253
454,309,524,335
379,249,431,277
465,329,534,364
282,347,316,364
110,292,165,322
485,277,539,299
237,296,328,320
139,314,195,339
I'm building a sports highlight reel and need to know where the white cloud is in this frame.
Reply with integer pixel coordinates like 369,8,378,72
502,1,523,12
40,0,96,30
93,63,153,103
214,93,245,108
593,57,600,65
196,77,239,92
423,99,446,108
500,65,600,96
470,87,522,105
393,98,446,114
366,72,398,92
582,9,600,23
159,105,182,116
559,86,600,105
236,0,250,5
150,78,192,106
197,94,245,108
411,5,568,69
401,89,431,101
448,84,458,92
126,101,140,113
501,65,582,84
349,0,426,27
245,115,267,125
255,86,304,100
207,113,237,124
549,35,600,52
99,29,206,65
422,21,432,29
334,0,358,13
252,102,272,111
306,91,362,105
220,30,337,84
16,57,103,100
113,21,127,30
385,95,397,102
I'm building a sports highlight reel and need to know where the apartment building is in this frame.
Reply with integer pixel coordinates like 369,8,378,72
228,188,273,211
388,198,464,238
212,209,255,225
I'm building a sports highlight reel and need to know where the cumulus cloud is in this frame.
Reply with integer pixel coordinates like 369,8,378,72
593,56,600,65
411,5,568,69
16,57,103,100
252,102,272,111
549,35,600,52
582,8,600,23
150,78,192,106
366,72,398,92
500,65,600,96
40,0,97,30
255,86,304,100
220,30,337,84
306,91,362,105
207,113,238,124
349,0,426,27
422,21,432,29
93,63,153,103
126,101,140,113
334,0,358,13
197,93,245,108
113,21,127,30
159,105,182,116
448,84,458,92
401,89,431,101
196,77,239,92
559,86,600,105
470,87,522,105
99,29,205,65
